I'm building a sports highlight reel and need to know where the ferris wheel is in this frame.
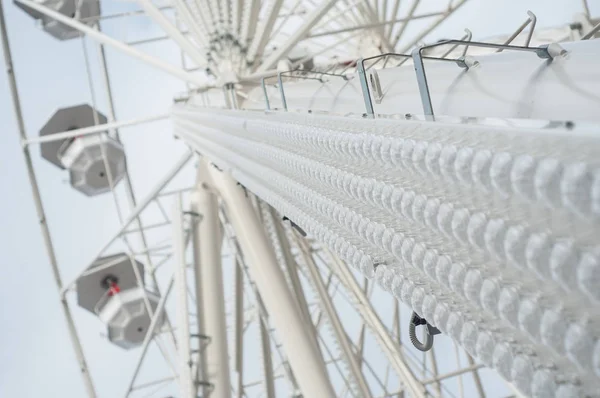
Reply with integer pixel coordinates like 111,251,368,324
1,0,600,397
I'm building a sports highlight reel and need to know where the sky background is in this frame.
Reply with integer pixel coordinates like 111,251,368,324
0,0,597,397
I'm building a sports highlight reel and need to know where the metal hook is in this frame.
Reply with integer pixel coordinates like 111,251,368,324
412,39,566,119
497,10,537,52
409,312,441,352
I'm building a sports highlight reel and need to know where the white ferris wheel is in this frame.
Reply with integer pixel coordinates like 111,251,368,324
1,0,600,397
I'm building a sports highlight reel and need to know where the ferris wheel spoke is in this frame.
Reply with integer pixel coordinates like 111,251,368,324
174,0,210,46
136,0,207,67
312,0,369,35
256,0,339,72
267,0,304,44
395,0,469,52
245,0,285,66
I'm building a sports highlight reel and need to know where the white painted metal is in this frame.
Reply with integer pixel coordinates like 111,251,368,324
257,0,339,72
173,103,600,396
173,195,194,398
0,1,96,395
135,0,207,67
325,251,426,398
11,1,600,398
16,0,208,87
190,159,231,398
233,260,244,398
244,39,600,122
207,167,337,398
27,114,169,145
294,233,373,398
60,151,193,297
124,277,176,397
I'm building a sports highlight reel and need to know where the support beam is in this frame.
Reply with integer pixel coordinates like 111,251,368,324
391,0,420,48
124,278,175,397
94,35,179,353
60,151,193,296
396,0,469,53
323,250,426,398
25,113,169,145
257,0,340,72
208,167,336,398
422,363,484,385
16,0,208,87
466,354,486,398
258,293,277,398
264,205,314,328
191,192,207,395
173,195,194,398
0,1,96,396
191,159,231,398
293,234,373,398
234,260,245,398
246,0,284,64
307,11,443,38
135,0,207,66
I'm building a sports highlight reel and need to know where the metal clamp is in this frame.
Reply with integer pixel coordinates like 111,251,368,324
261,77,271,110
261,70,348,112
368,69,384,104
409,311,441,352
357,52,465,118
412,39,567,119
357,53,410,117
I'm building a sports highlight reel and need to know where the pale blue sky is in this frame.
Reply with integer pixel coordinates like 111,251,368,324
0,1,596,397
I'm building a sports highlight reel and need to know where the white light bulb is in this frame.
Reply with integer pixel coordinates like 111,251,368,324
490,152,513,197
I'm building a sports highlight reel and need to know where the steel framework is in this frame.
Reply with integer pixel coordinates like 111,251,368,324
2,0,600,397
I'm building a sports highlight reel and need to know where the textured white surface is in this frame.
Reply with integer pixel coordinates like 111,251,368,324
173,106,600,397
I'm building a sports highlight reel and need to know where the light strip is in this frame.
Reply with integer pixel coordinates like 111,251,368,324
173,105,600,397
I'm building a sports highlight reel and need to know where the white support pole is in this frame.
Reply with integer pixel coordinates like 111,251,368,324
258,293,276,398
257,0,340,72
234,260,244,398
190,159,231,398
219,209,302,394
466,354,486,398
208,167,336,398
26,113,169,145
135,0,207,66
0,2,96,396
93,29,181,353
245,0,284,64
124,277,176,397
324,249,427,398
307,11,443,38
396,0,469,53
190,198,207,396
173,195,194,398
16,0,208,87
275,230,315,330
391,0,420,48
293,234,373,398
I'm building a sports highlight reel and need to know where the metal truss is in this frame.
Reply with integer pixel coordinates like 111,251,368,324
3,1,600,398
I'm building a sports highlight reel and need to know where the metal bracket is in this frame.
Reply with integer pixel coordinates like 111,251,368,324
261,70,348,112
368,69,384,104
357,53,413,117
498,10,537,52
409,311,441,352
283,216,307,237
412,39,567,119
357,52,465,118
261,77,271,110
